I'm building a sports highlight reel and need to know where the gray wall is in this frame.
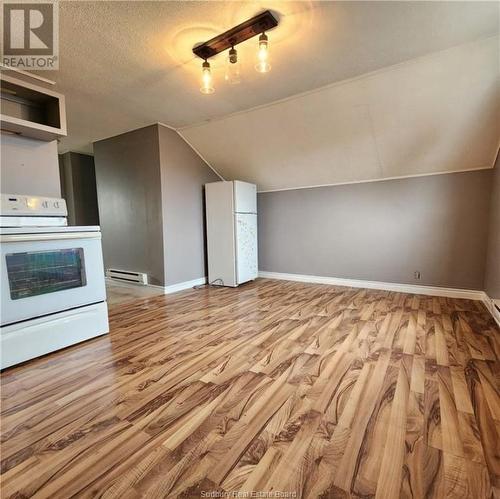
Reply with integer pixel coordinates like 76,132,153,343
1,134,60,197
258,170,492,290
94,125,165,286
158,125,220,285
59,152,99,226
93,124,218,287
485,153,500,299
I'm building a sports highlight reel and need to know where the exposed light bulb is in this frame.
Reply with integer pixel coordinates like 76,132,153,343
255,33,271,73
225,47,241,84
200,60,214,94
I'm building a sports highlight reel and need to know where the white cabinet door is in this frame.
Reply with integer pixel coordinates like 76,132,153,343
235,213,258,285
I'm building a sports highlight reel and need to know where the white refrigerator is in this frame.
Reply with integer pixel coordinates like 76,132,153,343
205,180,258,287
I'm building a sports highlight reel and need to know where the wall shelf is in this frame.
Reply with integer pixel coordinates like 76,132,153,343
1,74,66,141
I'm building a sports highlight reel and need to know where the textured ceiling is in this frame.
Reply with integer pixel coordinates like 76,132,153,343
180,37,500,191
15,0,499,155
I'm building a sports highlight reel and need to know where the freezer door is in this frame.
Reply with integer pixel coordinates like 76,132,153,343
205,181,237,287
234,181,257,214
235,213,258,285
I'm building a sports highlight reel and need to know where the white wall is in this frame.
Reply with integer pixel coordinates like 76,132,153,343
1,134,61,197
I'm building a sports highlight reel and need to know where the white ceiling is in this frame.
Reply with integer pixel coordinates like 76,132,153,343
22,0,499,157
181,37,500,191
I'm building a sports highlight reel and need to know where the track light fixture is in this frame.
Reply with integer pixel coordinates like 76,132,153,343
200,60,214,94
255,33,271,73
225,47,241,84
193,10,278,94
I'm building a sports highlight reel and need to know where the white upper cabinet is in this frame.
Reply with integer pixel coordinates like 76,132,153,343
1,74,67,141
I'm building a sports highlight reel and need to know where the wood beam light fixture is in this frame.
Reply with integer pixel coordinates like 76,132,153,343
193,10,278,94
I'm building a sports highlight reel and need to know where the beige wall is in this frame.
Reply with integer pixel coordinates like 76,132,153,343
158,125,220,285
1,134,60,198
485,152,500,299
258,170,491,290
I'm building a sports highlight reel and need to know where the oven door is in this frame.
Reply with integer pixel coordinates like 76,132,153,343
1,231,106,326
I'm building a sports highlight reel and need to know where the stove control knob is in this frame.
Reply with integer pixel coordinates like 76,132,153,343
42,201,49,208
54,201,60,208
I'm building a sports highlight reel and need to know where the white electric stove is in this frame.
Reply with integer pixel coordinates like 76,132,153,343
0,194,109,369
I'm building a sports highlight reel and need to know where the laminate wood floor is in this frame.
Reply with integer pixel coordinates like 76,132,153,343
106,281,164,306
1,278,499,498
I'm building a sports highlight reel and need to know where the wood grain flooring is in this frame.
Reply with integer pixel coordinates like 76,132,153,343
106,281,164,306
1,278,499,498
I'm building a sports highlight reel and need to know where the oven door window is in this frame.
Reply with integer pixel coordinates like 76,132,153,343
6,248,87,300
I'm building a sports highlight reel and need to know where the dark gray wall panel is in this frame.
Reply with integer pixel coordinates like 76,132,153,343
59,152,99,226
94,125,165,286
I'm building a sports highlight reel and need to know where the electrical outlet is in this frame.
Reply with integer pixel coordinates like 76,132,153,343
414,271,421,280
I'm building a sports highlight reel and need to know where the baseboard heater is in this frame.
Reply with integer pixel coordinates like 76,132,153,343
106,269,149,285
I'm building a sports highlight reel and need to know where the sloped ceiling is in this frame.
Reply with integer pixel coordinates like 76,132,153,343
180,36,500,191
24,0,499,162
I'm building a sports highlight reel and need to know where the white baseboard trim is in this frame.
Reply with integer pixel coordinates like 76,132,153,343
481,292,500,328
106,276,207,295
164,277,207,294
105,276,165,291
258,271,485,301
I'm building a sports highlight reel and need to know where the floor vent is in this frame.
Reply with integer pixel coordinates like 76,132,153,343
106,269,148,285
